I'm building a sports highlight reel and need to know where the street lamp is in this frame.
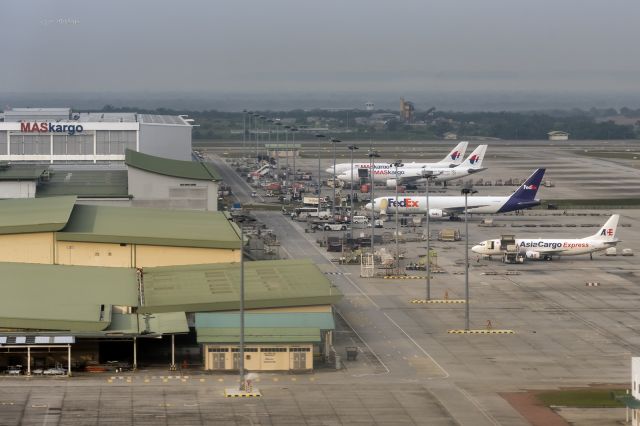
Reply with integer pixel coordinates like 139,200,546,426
368,150,380,255
393,160,403,275
290,128,298,197
461,185,478,330
242,109,247,163
347,145,359,229
284,125,291,187
330,138,342,219
252,113,259,163
422,169,434,300
275,121,282,178
315,134,326,200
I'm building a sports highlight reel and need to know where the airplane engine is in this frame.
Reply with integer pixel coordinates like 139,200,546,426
428,209,444,219
386,179,397,188
525,251,541,260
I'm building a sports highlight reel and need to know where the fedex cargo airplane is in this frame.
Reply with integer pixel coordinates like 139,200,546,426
365,168,545,218
326,141,468,175
337,145,487,186
472,214,620,261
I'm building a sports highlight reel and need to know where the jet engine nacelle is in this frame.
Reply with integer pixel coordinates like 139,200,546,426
428,209,444,219
386,179,397,188
525,251,540,260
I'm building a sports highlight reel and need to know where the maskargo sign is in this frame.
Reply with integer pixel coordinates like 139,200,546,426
20,122,84,135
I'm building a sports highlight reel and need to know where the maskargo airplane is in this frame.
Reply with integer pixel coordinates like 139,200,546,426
338,144,487,186
364,168,545,218
326,141,469,175
472,214,620,261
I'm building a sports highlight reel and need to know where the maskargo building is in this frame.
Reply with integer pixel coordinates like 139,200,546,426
0,107,194,163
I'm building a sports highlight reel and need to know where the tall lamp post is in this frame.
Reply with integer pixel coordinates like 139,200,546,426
315,134,326,213
422,169,434,300
252,113,259,163
461,186,477,330
347,145,359,228
284,125,291,187
393,160,403,275
368,150,380,254
242,109,247,163
238,217,246,390
290,127,298,196
330,138,342,218
275,121,282,178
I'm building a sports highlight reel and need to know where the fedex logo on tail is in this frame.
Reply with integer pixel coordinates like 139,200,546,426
468,154,480,164
450,151,461,160
386,198,419,208
523,184,537,190
600,228,614,236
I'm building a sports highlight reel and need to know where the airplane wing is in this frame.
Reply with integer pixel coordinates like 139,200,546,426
441,205,491,214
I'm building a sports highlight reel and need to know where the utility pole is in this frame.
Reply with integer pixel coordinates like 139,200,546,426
462,186,477,330
393,160,403,275
368,150,380,255
347,145,359,229
422,170,434,300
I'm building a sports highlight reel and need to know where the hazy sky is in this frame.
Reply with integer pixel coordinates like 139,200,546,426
2,0,640,94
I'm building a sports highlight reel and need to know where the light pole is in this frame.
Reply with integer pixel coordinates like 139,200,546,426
330,138,342,219
238,218,246,390
347,145,359,229
461,186,477,330
315,134,325,200
284,125,291,187
393,160,403,275
291,127,298,197
242,109,247,163
252,113,259,163
368,150,380,255
422,169,434,300
259,115,267,160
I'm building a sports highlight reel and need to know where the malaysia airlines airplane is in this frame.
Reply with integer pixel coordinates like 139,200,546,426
364,168,545,218
385,145,487,187
337,145,487,186
472,214,620,260
326,141,468,175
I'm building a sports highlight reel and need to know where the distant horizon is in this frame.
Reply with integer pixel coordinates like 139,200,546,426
3,90,640,113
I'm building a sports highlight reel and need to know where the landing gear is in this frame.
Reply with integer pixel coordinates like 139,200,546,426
543,255,553,261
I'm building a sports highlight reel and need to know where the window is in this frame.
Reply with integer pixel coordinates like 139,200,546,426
231,347,258,352
261,347,287,353
208,347,229,353
290,347,311,352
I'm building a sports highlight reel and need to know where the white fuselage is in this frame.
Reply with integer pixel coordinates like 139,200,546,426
366,195,510,214
472,238,616,257
338,165,479,184
328,161,451,175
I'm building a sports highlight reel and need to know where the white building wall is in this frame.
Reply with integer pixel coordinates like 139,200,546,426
0,181,37,198
128,167,218,211
632,357,640,399
138,124,192,161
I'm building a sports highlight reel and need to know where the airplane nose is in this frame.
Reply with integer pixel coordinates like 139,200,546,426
364,202,372,211
471,245,482,253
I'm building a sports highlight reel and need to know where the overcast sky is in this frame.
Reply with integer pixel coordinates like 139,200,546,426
2,0,640,95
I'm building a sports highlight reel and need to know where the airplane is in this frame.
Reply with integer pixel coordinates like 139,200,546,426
325,141,469,175
472,214,620,261
364,168,545,219
337,144,487,187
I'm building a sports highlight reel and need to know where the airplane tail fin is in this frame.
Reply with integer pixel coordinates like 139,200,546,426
438,141,468,166
509,168,545,201
458,145,487,169
496,168,545,213
590,214,620,241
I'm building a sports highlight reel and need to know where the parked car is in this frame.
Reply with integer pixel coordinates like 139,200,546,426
43,367,67,375
324,223,347,231
7,365,22,375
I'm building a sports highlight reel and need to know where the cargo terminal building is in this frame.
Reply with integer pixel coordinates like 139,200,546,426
0,108,193,163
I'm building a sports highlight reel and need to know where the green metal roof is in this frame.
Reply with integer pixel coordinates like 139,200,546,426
196,327,321,343
0,196,77,235
58,204,241,249
0,262,138,332
139,259,342,314
36,170,129,198
0,165,47,181
195,312,335,329
125,149,220,181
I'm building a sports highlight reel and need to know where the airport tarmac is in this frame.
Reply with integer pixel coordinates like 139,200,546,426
3,140,639,426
